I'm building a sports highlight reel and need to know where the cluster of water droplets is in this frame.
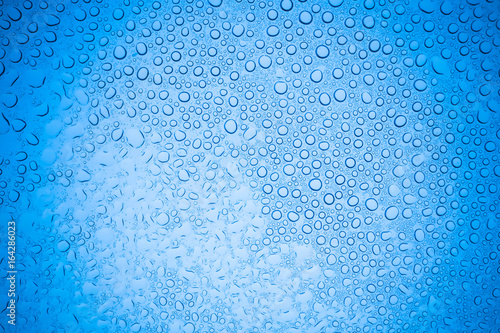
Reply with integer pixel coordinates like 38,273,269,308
1,0,500,332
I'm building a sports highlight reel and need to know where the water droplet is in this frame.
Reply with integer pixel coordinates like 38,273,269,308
224,119,237,134
299,11,313,25
365,198,378,211
385,206,399,220
309,178,322,191
274,81,288,94
315,45,330,58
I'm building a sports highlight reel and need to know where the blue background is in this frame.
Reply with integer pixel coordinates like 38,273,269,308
1,0,500,332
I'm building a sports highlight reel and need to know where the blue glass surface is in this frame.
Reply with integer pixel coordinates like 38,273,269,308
1,0,500,332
